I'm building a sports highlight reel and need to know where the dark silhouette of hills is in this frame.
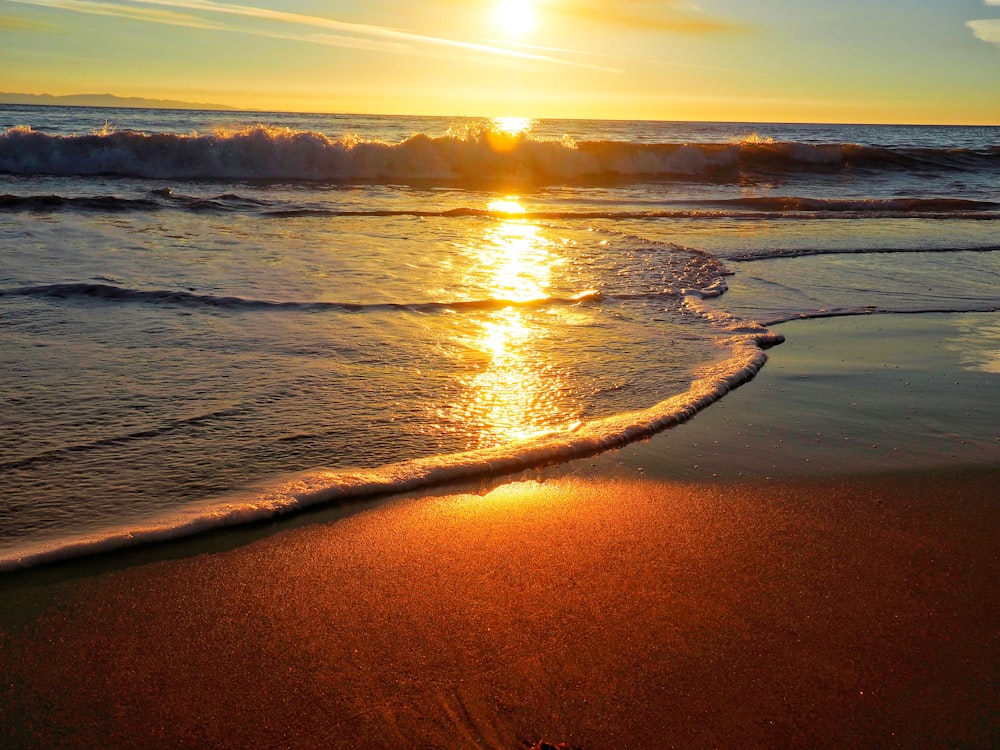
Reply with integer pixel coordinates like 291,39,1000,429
0,92,237,111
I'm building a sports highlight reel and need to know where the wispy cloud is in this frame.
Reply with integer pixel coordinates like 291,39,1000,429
0,12,50,30
7,0,609,69
487,38,749,76
547,0,744,33
7,0,219,28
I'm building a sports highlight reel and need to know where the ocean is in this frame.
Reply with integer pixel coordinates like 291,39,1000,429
1,105,998,569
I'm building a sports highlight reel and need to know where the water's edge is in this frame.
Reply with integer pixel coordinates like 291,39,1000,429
0,302,781,572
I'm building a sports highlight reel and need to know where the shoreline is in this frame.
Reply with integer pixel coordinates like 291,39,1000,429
6,310,996,575
1,310,998,748
599,311,998,482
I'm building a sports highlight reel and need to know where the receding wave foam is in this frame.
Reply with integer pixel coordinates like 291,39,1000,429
1,282,606,313
3,123,998,184
0,309,783,572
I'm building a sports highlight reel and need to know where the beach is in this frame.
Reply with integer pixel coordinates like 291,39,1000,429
3,111,999,569
4,0,1000,742
2,313,997,749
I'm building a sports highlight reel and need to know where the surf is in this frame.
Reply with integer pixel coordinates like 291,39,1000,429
3,123,998,184
0,305,783,572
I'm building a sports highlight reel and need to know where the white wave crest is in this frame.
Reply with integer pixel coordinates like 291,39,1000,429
3,122,986,183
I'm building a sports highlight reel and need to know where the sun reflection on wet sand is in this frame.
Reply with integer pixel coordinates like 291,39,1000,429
453,198,580,446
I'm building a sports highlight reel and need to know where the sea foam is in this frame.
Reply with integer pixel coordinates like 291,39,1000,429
0,305,782,572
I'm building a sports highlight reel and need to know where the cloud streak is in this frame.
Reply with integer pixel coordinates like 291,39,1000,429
8,0,612,69
0,12,50,30
487,38,749,76
8,0,221,28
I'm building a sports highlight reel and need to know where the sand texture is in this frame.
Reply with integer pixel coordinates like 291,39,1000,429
1,313,998,749
1,467,998,749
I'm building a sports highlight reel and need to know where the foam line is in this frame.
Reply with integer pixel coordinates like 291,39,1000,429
0,308,782,571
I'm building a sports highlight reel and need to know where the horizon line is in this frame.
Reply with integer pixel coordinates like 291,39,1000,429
1,92,998,129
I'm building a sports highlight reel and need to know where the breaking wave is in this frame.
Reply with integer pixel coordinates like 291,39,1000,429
3,123,998,184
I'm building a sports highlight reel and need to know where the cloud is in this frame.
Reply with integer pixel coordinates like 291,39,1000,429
489,38,748,75
967,18,1000,45
0,13,51,30
7,0,611,69
7,0,232,30
967,0,1000,46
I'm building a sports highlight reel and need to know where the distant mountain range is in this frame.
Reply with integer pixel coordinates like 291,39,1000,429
0,92,238,111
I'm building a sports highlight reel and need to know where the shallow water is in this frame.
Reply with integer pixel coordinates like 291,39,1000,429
1,107,998,567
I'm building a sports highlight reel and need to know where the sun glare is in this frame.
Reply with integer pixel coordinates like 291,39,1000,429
487,197,527,216
486,117,533,152
491,116,532,136
494,0,537,36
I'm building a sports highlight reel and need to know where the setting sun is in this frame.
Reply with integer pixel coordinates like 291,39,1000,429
494,0,537,36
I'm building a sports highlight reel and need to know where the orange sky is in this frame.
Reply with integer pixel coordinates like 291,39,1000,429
2,0,1000,123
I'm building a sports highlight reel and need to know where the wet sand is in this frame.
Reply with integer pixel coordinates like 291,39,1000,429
1,314,998,749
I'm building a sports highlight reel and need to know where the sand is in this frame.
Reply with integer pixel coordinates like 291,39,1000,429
1,313,998,749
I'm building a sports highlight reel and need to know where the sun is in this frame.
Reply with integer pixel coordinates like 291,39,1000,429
494,0,537,37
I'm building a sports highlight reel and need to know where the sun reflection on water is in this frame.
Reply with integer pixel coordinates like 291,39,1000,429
481,205,552,303
451,197,580,446
486,197,526,216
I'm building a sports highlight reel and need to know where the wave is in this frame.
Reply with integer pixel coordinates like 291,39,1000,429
0,313,783,571
269,197,1000,221
2,123,998,184
0,406,246,472
0,190,268,213
0,282,606,313
0,194,162,212
5,190,998,222
703,196,1000,214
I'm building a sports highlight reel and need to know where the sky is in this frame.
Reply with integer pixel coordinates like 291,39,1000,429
2,0,999,123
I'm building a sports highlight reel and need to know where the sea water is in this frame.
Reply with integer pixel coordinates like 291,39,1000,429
1,106,998,568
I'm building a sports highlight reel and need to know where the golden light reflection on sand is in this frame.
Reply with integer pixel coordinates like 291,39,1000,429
454,198,578,446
